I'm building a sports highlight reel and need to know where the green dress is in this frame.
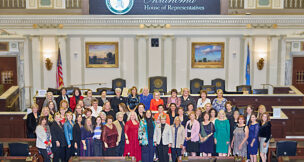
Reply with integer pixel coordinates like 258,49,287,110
214,119,230,153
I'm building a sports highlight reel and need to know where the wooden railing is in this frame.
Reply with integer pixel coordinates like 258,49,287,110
0,0,26,8
284,0,304,9
0,86,19,111
229,0,244,9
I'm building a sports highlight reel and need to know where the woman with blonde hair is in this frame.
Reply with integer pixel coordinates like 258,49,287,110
212,89,227,112
150,91,164,111
171,116,185,162
214,110,230,156
124,111,141,161
73,104,83,121
27,103,40,138
41,107,54,124
204,103,212,113
64,111,75,160
257,105,266,123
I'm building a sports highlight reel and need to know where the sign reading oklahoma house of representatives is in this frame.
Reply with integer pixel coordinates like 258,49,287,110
90,0,221,15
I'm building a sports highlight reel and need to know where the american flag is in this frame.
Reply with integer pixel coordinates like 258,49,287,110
56,47,64,89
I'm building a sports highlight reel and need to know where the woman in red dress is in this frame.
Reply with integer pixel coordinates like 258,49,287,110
124,111,141,162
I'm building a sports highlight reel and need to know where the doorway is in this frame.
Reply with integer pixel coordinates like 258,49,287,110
0,57,17,95
292,57,304,93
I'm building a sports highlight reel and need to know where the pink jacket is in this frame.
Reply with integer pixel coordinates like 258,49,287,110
185,120,200,142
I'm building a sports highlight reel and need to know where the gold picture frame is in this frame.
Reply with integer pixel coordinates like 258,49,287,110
191,42,225,68
0,42,9,52
86,42,119,68
256,0,272,9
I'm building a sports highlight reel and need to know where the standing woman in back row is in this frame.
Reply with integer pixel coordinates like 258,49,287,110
139,110,155,162
212,89,227,112
36,116,52,162
185,112,200,156
214,110,230,156
259,113,271,162
127,86,140,111
248,113,260,162
64,111,75,161
124,111,141,162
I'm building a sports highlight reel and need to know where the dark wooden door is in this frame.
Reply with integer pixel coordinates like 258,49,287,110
0,57,17,93
292,57,304,93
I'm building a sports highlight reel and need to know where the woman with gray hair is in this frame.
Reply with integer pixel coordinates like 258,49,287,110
113,112,126,156
111,88,127,113
154,115,172,162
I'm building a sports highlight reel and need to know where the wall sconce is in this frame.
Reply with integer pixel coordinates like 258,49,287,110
257,57,264,70
44,50,53,71
45,58,53,71
257,52,266,70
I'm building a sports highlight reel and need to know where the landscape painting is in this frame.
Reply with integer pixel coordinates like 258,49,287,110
191,42,224,68
86,42,119,68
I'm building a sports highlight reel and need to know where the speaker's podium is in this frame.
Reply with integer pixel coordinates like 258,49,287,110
149,76,167,94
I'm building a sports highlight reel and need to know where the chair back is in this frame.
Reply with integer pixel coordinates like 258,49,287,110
211,78,225,92
112,78,126,91
149,76,167,94
190,78,204,94
252,89,268,94
8,143,29,156
0,143,3,156
276,141,297,156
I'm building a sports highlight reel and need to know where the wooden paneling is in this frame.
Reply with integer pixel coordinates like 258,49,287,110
0,114,26,138
293,57,304,94
282,109,304,136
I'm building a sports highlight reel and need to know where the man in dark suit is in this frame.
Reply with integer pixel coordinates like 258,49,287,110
56,87,70,108
51,112,67,162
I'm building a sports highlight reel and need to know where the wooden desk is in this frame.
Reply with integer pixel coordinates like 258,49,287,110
0,112,27,138
278,156,304,162
69,156,136,162
268,138,304,162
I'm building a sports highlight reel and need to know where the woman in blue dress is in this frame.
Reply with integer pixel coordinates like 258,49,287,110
199,112,215,156
247,113,260,162
212,89,227,112
127,86,140,111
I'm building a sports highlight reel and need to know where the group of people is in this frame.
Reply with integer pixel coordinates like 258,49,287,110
27,87,271,162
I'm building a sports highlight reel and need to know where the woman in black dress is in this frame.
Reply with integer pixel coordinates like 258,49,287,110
168,103,178,125
73,114,83,156
27,104,40,138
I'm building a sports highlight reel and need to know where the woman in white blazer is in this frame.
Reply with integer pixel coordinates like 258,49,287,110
36,116,52,162
154,115,172,162
171,116,185,162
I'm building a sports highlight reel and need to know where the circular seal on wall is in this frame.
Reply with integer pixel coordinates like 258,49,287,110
194,82,200,89
105,0,134,15
116,81,122,87
154,79,163,89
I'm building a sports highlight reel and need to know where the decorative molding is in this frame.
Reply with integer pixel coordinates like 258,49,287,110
2,15,304,26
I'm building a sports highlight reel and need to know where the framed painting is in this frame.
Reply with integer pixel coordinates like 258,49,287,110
191,42,225,68
38,0,53,8
0,42,9,52
86,42,119,68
